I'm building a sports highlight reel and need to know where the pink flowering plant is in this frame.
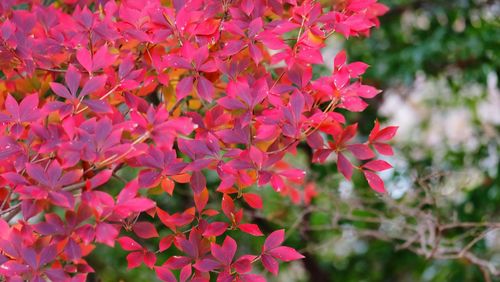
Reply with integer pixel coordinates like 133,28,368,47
0,0,396,281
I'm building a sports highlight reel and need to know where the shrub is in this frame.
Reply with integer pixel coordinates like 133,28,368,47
0,0,395,281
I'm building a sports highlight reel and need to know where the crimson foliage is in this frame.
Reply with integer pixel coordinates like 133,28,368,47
0,0,396,281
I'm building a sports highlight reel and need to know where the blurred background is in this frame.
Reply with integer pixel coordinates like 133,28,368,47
88,0,500,281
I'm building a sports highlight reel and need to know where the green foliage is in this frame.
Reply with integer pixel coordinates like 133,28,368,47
346,0,500,86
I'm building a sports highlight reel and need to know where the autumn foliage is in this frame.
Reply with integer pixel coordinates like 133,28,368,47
0,0,396,281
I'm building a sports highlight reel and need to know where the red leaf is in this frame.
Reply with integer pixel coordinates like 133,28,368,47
117,236,143,251
80,75,107,97
50,82,72,100
65,238,82,261
161,178,175,195
241,0,254,15
263,229,284,251
191,171,206,194
196,76,214,101
203,222,228,237
374,126,398,142
337,152,353,180
373,143,394,156
126,252,143,269
242,193,263,209
144,251,157,268
83,99,112,113
347,144,375,160
164,256,191,269
369,121,398,142
176,76,193,99
218,96,246,110
77,48,93,73
240,274,266,282
363,170,386,193
180,264,192,282
362,160,392,171
159,235,174,252
133,221,159,239
155,266,177,282
268,246,304,261
233,255,255,273
194,188,209,212
193,258,221,272
221,194,235,219
211,236,237,266
334,50,347,68
368,120,381,142
261,254,279,275
341,96,368,112
87,169,112,189
239,223,263,236
95,223,119,247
